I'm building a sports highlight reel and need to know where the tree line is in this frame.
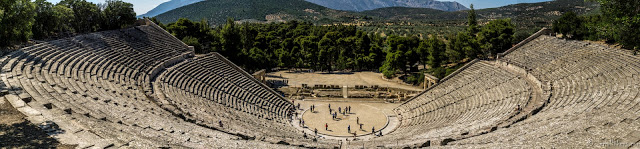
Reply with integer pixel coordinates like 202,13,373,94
1,0,136,47
155,4,517,80
552,0,639,51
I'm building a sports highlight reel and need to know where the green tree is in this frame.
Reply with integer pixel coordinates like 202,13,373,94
102,0,136,30
552,11,585,39
593,0,640,50
448,32,480,61
467,4,479,34
0,0,36,47
380,51,402,79
221,18,242,58
318,32,341,71
52,5,75,35
182,36,202,52
33,0,56,39
477,19,515,57
59,0,102,33
425,37,446,68
416,38,430,69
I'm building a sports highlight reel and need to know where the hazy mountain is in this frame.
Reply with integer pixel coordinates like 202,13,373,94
138,0,203,18
304,0,468,12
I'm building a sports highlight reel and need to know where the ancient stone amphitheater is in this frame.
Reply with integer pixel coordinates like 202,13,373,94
1,19,638,148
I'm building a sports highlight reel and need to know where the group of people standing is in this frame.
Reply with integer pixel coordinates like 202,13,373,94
296,102,384,138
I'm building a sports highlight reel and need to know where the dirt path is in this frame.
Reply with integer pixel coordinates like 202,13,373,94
267,71,423,91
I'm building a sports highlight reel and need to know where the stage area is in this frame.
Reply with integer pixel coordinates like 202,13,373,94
297,100,399,137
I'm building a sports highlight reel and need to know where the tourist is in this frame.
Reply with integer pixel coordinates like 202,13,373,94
339,107,341,113
359,123,363,130
329,104,331,109
357,117,359,124
329,108,332,114
325,123,328,130
348,125,351,133
372,127,375,134
219,120,223,128
302,120,305,127
379,130,383,136
314,128,318,136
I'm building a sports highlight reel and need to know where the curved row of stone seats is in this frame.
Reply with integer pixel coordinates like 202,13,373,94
153,53,333,147
0,25,301,148
158,53,292,119
449,35,640,147
349,61,531,148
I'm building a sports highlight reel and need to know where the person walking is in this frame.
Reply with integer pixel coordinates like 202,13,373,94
325,123,328,130
314,128,318,136
338,107,341,113
372,127,375,134
357,117,359,124
348,125,351,133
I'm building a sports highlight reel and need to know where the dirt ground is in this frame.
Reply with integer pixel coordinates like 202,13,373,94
298,100,399,137
267,71,423,91
0,97,75,148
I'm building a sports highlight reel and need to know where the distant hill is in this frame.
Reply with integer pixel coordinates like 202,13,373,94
363,0,597,20
304,0,468,12
138,0,203,18
357,0,599,37
154,0,362,25
155,0,598,34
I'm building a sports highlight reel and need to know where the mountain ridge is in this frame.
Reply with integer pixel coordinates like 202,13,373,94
138,0,203,18
304,0,468,12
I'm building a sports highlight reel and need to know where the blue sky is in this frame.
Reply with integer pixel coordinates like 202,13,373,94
46,0,170,15
45,0,552,15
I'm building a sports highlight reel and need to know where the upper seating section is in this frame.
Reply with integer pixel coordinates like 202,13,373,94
449,35,640,148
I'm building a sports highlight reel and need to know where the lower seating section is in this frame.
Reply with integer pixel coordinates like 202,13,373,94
448,35,640,148
155,53,309,142
350,61,531,148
